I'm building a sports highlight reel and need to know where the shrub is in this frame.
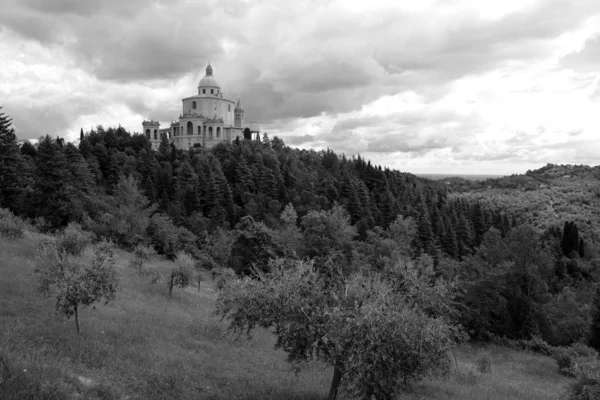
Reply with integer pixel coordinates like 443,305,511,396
525,335,554,355
0,208,25,239
475,350,491,374
167,252,195,297
146,269,162,285
565,356,600,400
129,244,155,275
148,214,198,259
32,216,50,234
553,343,598,377
133,244,154,261
455,367,480,386
55,223,90,257
214,267,237,290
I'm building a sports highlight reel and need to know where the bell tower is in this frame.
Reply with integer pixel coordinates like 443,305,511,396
234,98,244,128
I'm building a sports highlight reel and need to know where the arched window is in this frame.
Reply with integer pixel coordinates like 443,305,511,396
216,127,221,138
187,121,193,135
192,101,196,109
203,89,206,94
211,89,214,94
145,129,150,139
154,129,157,140
203,126,206,136
208,126,213,139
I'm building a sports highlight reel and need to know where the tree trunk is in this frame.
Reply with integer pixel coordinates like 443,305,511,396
328,362,343,400
74,306,81,335
168,273,174,297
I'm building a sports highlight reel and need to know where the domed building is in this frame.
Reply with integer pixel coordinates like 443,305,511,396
142,63,260,150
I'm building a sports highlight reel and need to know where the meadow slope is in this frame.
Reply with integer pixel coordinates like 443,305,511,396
0,231,572,399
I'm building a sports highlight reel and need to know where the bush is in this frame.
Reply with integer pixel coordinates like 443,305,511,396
55,223,90,256
0,208,25,239
148,214,198,259
553,343,598,377
525,335,554,356
32,216,50,234
133,244,154,261
214,267,237,290
129,244,155,276
455,367,480,386
147,269,162,285
565,355,600,400
167,252,195,297
475,350,491,374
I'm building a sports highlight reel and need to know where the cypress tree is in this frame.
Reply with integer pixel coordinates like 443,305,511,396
589,285,600,351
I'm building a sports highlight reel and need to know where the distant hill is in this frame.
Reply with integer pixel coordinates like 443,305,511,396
417,173,505,181
447,163,600,245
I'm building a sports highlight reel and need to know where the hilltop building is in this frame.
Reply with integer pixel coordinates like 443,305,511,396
142,63,260,150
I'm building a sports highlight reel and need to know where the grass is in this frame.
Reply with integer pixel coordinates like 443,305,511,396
0,230,573,399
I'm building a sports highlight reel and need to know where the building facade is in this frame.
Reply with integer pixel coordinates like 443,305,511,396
142,63,260,150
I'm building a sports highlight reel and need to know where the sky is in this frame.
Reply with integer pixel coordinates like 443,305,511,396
1,0,600,175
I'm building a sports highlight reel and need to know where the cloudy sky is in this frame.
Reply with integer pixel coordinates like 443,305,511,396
2,0,600,175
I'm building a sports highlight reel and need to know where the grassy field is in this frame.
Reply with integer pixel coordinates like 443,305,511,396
0,231,573,399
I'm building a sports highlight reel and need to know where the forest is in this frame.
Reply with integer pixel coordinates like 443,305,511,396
1,107,600,399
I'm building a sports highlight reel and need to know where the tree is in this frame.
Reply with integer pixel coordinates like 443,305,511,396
33,136,73,228
0,107,29,214
216,257,462,400
228,216,285,275
35,232,119,334
590,285,600,351
87,175,156,248
148,213,198,259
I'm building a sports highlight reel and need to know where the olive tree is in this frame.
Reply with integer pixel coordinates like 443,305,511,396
35,239,119,334
215,257,463,400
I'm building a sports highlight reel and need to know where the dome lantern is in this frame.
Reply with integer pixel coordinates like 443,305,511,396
198,62,220,94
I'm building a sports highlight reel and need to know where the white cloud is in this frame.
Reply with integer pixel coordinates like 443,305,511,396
1,0,600,173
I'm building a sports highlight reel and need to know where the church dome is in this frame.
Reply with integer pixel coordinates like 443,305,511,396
198,63,220,88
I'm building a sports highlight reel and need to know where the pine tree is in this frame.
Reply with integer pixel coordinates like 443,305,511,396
20,141,37,158
0,108,29,214
259,164,278,199
34,136,73,228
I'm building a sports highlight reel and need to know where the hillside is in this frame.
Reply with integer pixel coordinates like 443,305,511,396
0,229,573,399
441,164,600,245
